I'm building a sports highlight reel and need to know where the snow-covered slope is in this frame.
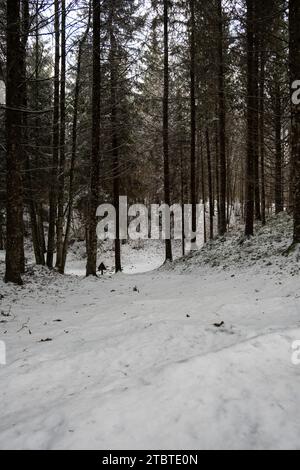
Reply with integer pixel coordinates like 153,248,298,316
0,215,299,450
170,212,299,275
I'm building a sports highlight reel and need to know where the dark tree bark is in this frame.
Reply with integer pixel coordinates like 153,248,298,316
289,0,300,243
259,45,266,225
201,139,207,244
35,1,46,258
215,113,221,231
163,0,172,261
274,80,283,213
206,127,214,240
180,143,185,256
5,0,24,285
273,6,284,216
245,0,255,237
47,0,60,268
109,5,122,273
86,0,101,276
56,0,66,272
21,0,44,266
217,0,227,236
61,4,91,273
190,0,197,245
253,3,261,221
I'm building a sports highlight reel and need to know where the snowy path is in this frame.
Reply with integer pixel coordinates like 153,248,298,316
0,263,300,449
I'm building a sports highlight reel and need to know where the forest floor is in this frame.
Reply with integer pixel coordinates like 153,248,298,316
0,213,300,450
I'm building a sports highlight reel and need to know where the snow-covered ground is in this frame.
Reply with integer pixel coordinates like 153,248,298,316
0,214,300,450
64,239,183,276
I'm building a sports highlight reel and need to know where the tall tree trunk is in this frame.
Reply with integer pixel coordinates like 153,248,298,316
275,80,283,213
180,143,185,256
86,0,101,276
201,139,207,244
163,0,172,261
21,0,44,266
245,0,255,237
35,0,46,259
109,6,121,273
56,0,66,272
215,114,221,230
47,0,60,268
206,127,214,240
61,4,91,273
253,6,261,221
289,0,300,243
259,45,266,225
5,0,24,285
217,0,227,236
190,0,197,245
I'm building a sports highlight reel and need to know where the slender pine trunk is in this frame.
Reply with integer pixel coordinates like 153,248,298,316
289,0,300,243
259,46,266,225
217,0,227,236
35,4,46,260
61,5,91,273
206,128,214,240
190,0,197,245
86,0,101,276
253,5,261,221
56,0,66,272
245,0,255,237
5,0,24,285
275,80,283,214
109,6,122,273
163,0,172,261
47,0,60,268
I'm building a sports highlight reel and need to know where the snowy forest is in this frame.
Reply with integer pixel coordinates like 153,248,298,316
0,0,300,452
